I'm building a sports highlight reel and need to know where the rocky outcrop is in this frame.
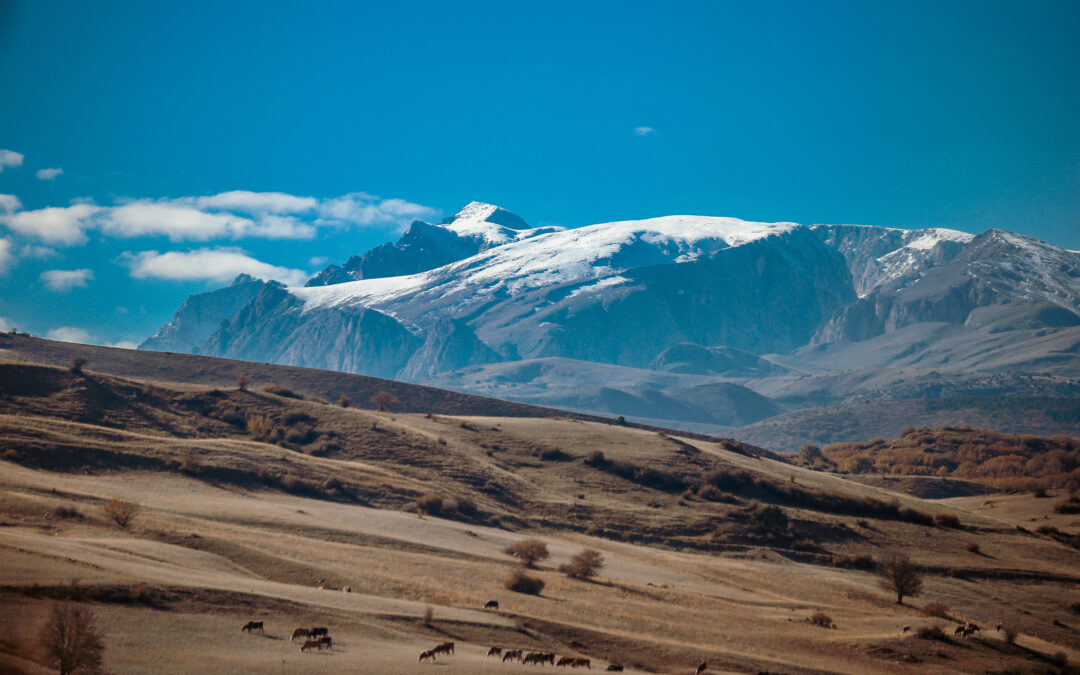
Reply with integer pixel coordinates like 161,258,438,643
139,274,266,353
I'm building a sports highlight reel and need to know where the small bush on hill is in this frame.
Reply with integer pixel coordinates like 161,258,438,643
339,395,351,408
1002,620,1019,644
285,423,318,445
506,539,550,567
966,542,981,554
915,625,948,642
809,612,834,628
1054,495,1080,514
68,357,88,374
833,553,875,570
750,504,789,536
416,494,443,515
539,446,571,461
923,602,951,619
236,375,250,391
103,499,140,528
264,384,303,399
370,390,399,412
934,513,961,528
52,505,84,520
246,415,277,441
505,571,545,595
559,549,604,580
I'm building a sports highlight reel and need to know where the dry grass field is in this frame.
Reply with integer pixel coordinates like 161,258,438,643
1,337,1079,673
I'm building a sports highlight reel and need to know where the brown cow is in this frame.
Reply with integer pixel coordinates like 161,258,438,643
605,666,623,672
487,647,503,658
291,628,310,641
418,649,436,662
300,639,323,652
697,662,707,674
557,656,575,666
433,641,454,656
523,653,545,665
573,658,591,669
503,649,523,662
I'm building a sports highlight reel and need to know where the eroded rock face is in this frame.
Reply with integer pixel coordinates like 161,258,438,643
140,274,266,354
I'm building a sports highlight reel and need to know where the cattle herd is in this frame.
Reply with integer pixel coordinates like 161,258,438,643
244,620,626,669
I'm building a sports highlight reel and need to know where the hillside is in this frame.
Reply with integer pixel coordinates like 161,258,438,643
1,347,1079,673
817,425,1080,492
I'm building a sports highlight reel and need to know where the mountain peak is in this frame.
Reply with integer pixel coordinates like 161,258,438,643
443,201,530,231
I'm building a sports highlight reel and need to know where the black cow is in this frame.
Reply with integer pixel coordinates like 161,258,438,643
241,621,263,633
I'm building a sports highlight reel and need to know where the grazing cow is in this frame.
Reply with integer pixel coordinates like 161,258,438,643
697,661,708,674
902,625,910,634
320,636,332,649
996,622,1003,631
241,621,263,633
571,657,591,668
558,656,575,666
487,647,503,658
503,649,523,662
523,653,545,665
291,627,310,641
484,600,499,609
433,641,454,656
300,639,323,652
954,625,966,637
310,627,329,638
542,653,557,665
418,649,436,663
967,623,981,634
606,666,623,672
343,585,351,593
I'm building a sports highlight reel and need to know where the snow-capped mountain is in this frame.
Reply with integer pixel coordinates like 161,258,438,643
141,202,1080,441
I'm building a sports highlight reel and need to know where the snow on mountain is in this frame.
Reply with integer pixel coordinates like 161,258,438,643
294,215,799,321
440,201,562,245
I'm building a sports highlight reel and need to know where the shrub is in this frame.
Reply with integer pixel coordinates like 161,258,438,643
264,384,303,399
1069,601,1080,614
103,499,140,528
68,357,88,374
1033,486,1048,498
934,513,961,528
750,504,789,535
833,553,875,570
915,625,947,641
246,415,276,441
559,549,604,580
1049,652,1068,669
584,451,609,467
794,538,818,552
41,602,104,675
423,606,434,626
923,602,951,619
436,437,447,445
339,395,351,408
285,423,318,445
966,542,981,554
370,391,399,412
539,446,570,461
1054,496,1080,514
878,551,923,605
505,571,545,595
236,375,250,391
416,494,443,515
809,611,834,628
52,505,84,520
506,539,550,567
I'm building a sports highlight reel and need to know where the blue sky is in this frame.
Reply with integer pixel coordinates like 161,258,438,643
0,0,1077,346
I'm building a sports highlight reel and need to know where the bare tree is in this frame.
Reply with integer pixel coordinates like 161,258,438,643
505,539,550,568
338,395,351,408
103,499,140,528
370,390,399,412
878,551,923,605
559,549,605,580
236,375,250,392
41,602,104,675
68,357,88,375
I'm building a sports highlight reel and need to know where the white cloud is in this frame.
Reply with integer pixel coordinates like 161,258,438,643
19,244,58,259
125,247,310,286
41,268,94,291
308,256,329,267
0,203,101,245
107,340,138,349
36,167,64,180
0,149,23,171
0,190,438,245
317,192,439,229
46,326,92,344
0,194,21,213
192,190,317,214
0,316,11,331
634,126,655,136
0,238,12,275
